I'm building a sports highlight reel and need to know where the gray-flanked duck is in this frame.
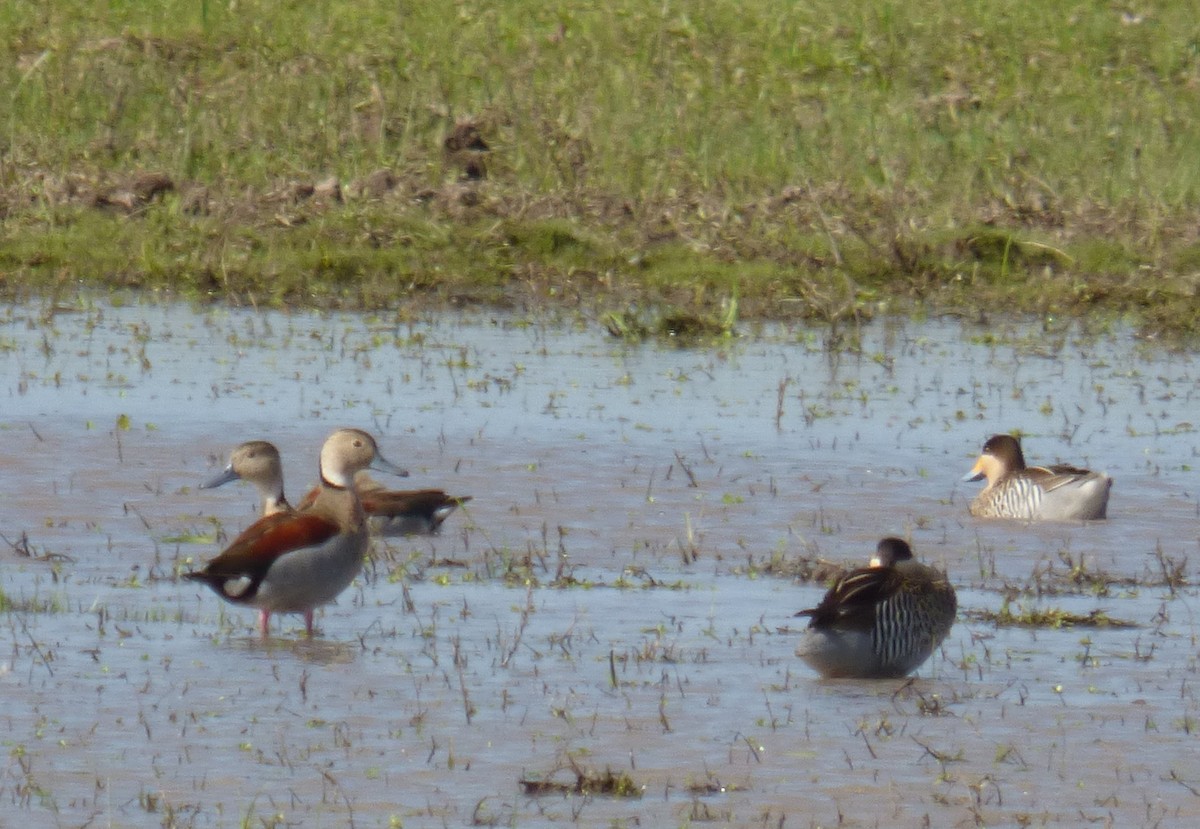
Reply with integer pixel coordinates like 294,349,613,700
964,434,1111,520
795,538,957,679
185,429,405,637
203,440,470,535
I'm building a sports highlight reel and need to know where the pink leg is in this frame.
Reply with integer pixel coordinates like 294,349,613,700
303,609,315,637
258,609,271,637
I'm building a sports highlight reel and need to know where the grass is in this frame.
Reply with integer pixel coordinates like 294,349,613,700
519,757,643,798
970,601,1138,629
4,2,1200,335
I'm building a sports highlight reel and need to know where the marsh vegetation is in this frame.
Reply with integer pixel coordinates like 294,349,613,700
4,2,1200,337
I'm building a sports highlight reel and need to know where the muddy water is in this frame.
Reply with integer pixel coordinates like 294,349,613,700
2,300,1199,827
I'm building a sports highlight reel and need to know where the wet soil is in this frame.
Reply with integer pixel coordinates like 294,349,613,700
2,301,1199,827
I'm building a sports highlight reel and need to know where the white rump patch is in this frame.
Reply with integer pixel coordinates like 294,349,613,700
222,575,253,598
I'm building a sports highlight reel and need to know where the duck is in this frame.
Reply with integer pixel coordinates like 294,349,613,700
963,433,1111,520
184,428,406,637
794,537,957,679
203,440,469,535
330,472,471,536
200,440,293,516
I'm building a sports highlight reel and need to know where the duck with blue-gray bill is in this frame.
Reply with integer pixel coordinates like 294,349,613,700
202,439,470,535
185,429,407,637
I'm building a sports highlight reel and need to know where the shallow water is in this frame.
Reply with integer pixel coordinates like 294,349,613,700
2,300,1200,828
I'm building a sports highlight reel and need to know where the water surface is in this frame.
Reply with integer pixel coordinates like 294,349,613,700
2,301,1199,827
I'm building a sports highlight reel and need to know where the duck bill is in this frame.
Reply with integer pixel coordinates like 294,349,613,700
962,458,986,483
200,465,240,490
371,454,409,479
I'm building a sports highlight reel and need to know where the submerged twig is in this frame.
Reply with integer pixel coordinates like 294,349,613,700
674,451,698,488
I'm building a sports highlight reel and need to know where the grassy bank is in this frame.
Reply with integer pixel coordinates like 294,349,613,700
3,1,1200,336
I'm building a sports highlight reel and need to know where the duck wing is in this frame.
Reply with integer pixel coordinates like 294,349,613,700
795,566,903,631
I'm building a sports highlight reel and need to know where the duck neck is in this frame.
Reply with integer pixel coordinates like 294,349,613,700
262,493,291,515
320,469,353,489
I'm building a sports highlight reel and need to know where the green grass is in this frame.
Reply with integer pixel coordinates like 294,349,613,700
972,603,1138,630
4,1,1200,334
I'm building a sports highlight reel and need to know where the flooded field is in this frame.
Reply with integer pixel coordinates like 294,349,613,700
2,299,1199,828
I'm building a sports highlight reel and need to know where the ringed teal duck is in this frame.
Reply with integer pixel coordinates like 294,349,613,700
964,434,1111,521
185,429,406,637
342,472,471,536
795,538,957,679
200,440,293,517
203,439,468,536
296,471,470,537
